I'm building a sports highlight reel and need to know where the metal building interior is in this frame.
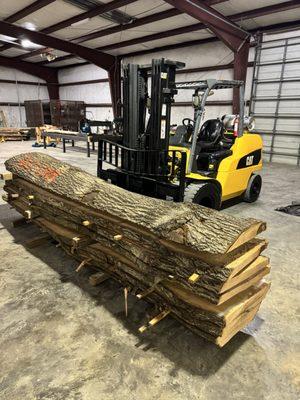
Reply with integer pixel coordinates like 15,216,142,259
0,1,299,399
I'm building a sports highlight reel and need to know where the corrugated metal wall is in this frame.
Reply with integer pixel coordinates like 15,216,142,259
59,64,113,122
58,40,255,125
0,67,49,127
122,41,254,124
250,30,300,165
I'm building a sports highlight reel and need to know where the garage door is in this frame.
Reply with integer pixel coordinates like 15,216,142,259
250,32,300,165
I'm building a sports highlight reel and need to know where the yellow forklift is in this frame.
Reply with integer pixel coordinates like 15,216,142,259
98,59,262,210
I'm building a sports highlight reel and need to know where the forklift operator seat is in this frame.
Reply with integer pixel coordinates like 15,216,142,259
195,119,233,173
169,124,192,147
197,119,224,149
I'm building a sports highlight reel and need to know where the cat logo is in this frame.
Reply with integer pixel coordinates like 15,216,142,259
246,155,254,166
237,150,261,169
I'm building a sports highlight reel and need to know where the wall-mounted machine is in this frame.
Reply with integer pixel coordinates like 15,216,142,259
79,118,113,135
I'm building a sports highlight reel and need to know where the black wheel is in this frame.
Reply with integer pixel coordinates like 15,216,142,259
184,182,222,210
243,174,262,203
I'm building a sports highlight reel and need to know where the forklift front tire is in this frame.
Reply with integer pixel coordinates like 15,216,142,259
184,182,221,210
243,174,262,203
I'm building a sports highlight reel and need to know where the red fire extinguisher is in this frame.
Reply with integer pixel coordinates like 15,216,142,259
233,115,239,137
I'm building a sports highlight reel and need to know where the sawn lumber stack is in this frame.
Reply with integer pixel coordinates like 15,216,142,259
0,127,31,141
2,153,271,346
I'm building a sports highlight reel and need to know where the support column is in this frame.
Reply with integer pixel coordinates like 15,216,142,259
163,0,251,116
108,56,122,118
46,71,59,100
0,54,60,101
233,39,250,114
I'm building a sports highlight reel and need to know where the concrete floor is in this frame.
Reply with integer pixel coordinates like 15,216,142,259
0,140,299,400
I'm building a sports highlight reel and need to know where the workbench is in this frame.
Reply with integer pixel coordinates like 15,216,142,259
41,131,99,157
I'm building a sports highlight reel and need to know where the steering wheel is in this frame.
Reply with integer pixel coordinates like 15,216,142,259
182,118,194,128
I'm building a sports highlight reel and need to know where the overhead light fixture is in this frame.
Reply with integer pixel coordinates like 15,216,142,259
21,39,43,49
46,53,57,62
21,39,34,48
71,18,90,27
0,34,17,43
22,22,37,31
41,52,57,62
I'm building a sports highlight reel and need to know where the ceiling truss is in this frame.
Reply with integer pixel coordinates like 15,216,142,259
0,0,299,115
31,1,300,66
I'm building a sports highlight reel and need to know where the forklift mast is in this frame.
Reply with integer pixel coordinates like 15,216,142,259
147,59,183,152
122,59,184,175
97,58,188,201
122,63,148,149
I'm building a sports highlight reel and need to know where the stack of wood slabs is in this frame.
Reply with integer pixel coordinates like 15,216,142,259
2,153,271,347
0,127,31,142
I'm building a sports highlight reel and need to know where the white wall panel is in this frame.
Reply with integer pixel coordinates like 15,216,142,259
58,65,113,120
175,68,234,103
59,82,111,103
0,106,26,128
56,40,255,126
0,83,48,103
85,107,114,122
123,41,233,70
171,105,231,126
0,66,46,82
0,67,49,127
58,64,108,83
0,43,256,129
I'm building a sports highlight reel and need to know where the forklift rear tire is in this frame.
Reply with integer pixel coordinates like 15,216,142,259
184,182,221,210
243,174,262,203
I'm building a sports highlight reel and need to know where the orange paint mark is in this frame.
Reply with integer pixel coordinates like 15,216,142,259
42,167,61,183
18,157,33,171
17,155,62,184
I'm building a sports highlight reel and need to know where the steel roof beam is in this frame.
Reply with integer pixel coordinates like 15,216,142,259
41,0,138,34
64,0,227,44
0,0,137,54
0,20,121,110
70,8,181,45
256,17,300,33
121,19,300,59
164,0,251,113
0,0,56,52
39,0,299,65
0,54,57,81
16,8,181,60
237,0,300,21
15,0,228,60
0,54,59,99
0,20,115,70
50,12,300,69
123,37,220,58
5,0,56,23
163,0,249,52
